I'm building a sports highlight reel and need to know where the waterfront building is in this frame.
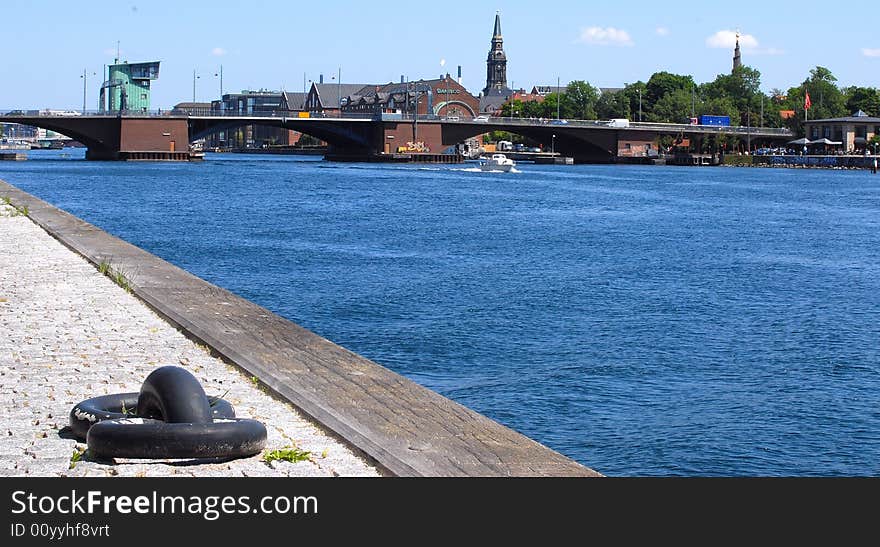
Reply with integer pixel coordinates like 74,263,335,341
278,92,308,146
304,80,376,117
99,60,160,113
804,110,880,153
479,12,514,114
206,90,291,149
530,85,558,97
340,77,479,119
171,102,213,116
279,91,307,113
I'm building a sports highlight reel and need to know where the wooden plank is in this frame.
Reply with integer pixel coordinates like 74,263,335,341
0,180,602,477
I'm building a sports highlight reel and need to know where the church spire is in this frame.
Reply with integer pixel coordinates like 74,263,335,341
483,11,511,96
732,31,742,72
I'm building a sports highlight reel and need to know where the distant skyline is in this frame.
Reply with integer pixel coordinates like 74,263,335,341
2,1,878,110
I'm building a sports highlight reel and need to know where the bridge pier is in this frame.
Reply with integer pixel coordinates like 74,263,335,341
0,115,198,161
88,117,195,161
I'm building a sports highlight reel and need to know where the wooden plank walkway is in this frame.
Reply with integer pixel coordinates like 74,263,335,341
0,180,601,477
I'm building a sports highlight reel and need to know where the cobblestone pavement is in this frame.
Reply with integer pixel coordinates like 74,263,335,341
0,203,383,477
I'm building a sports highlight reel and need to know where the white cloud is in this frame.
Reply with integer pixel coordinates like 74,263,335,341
863,48,880,57
656,27,670,37
575,26,634,47
706,30,758,49
211,47,227,57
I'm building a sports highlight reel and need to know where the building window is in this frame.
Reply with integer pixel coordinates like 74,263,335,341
856,125,867,138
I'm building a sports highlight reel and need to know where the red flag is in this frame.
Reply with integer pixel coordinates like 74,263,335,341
804,91,812,110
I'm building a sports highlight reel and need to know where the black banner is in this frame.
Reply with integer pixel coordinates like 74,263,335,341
1,477,875,543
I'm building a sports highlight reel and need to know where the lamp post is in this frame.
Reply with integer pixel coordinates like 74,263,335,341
638,89,642,122
192,70,200,103
80,69,95,114
214,65,223,98
552,134,556,155
760,93,764,128
556,76,561,120
747,109,751,152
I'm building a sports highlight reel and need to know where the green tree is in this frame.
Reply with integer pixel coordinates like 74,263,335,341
499,99,524,117
801,66,847,119
596,90,630,119
701,66,763,125
843,86,880,116
541,93,563,119
619,81,647,122
780,66,848,135
645,71,695,110
563,80,599,120
648,88,695,123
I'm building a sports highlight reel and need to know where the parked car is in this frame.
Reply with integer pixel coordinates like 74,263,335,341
473,115,490,122
550,119,569,125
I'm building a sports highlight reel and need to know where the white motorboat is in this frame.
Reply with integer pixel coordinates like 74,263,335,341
480,153,516,172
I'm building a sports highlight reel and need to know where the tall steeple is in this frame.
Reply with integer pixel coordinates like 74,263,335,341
483,11,510,96
732,31,742,72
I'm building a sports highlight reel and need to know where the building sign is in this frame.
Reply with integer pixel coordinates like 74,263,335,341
436,88,460,94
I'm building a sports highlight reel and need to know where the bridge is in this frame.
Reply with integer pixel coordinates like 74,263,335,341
0,111,793,163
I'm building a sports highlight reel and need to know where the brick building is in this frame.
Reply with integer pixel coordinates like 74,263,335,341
340,77,479,118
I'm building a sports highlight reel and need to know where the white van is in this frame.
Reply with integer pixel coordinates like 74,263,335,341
606,118,630,128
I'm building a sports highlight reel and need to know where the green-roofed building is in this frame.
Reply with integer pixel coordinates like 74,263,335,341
100,60,160,113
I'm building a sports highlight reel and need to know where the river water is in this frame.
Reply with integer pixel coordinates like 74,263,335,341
3,149,879,476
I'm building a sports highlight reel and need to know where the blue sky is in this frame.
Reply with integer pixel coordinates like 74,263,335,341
2,1,878,110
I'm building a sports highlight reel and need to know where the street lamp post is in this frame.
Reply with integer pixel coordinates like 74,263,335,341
747,109,751,153
556,76,561,120
192,70,200,103
552,134,556,155
214,65,223,98
638,89,642,122
80,69,95,114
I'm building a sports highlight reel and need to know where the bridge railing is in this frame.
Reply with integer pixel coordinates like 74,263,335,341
431,115,792,136
1,109,375,120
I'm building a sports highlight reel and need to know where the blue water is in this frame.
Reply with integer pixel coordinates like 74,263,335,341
3,149,879,476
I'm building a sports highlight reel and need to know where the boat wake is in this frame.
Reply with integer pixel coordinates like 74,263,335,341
456,167,521,174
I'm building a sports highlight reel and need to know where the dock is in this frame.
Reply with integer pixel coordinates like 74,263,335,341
0,179,600,477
